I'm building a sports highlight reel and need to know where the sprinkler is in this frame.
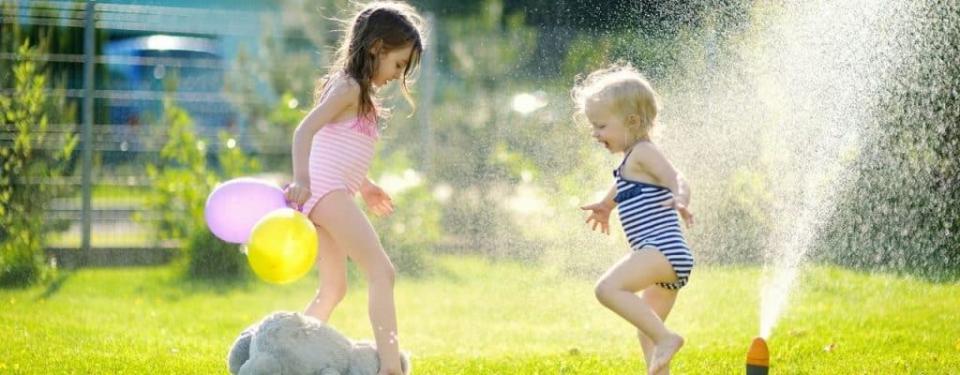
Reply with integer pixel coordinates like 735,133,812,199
746,337,769,374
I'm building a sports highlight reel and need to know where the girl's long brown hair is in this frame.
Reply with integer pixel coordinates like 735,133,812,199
314,1,424,119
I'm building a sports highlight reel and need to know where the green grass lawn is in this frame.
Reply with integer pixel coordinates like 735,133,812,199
1,256,958,374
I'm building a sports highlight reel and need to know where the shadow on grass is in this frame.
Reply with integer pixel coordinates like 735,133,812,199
169,267,255,295
36,271,71,300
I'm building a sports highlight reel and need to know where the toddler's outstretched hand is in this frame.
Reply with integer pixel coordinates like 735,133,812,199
662,198,695,228
360,182,394,217
581,201,614,235
284,182,310,211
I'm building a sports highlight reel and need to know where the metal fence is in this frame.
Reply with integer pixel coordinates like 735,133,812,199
2,0,282,266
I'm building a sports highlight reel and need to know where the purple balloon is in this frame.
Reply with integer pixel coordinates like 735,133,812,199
205,178,288,244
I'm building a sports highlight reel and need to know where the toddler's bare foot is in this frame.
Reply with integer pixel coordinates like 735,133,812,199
649,333,684,375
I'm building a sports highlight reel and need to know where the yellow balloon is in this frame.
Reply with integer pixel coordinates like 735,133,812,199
246,208,318,284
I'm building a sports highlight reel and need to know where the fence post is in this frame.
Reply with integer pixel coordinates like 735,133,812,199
81,0,95,261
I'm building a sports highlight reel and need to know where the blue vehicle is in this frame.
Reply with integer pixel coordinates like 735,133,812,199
103,34,236,159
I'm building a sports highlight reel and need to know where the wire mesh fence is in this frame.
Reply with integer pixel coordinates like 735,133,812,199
2,0,290,264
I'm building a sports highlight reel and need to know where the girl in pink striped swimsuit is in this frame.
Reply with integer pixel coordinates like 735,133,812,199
283,3,423,374
299,113,380,217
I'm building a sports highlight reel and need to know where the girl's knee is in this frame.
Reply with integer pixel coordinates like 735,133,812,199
366,261,396,286
594,278,620,304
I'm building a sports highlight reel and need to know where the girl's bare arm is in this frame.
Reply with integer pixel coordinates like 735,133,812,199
291,79,359,186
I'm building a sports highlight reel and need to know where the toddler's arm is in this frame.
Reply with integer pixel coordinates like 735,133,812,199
580,184,617,235
629,144,687,203
630,143,694,226
675,173,691,207
601,184,617,207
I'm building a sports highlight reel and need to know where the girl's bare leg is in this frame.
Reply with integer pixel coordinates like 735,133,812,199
304,225,348,322
637,285,678,375
310,190,402,375
594,248,684,375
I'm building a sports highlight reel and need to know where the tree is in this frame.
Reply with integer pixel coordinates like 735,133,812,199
0,41,77,287
816,0,960,280
143,98,258,280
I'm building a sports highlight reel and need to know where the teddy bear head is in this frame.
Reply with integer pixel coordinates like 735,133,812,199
227,312,410,375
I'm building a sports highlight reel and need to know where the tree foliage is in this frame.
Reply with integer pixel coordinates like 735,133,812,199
0,41,77,287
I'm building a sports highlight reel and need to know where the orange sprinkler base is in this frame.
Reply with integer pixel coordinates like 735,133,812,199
746,337,769,374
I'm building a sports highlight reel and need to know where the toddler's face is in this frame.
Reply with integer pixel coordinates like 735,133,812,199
372,44,414,88
585,98,631,153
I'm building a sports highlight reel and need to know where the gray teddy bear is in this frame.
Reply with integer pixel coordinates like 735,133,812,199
227,312,410,375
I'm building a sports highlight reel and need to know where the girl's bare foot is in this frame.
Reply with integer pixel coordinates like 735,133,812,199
377,352,404,375
377,366,403,375
649,333,684,375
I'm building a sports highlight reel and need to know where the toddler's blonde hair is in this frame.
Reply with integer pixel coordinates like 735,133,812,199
571,63,661,138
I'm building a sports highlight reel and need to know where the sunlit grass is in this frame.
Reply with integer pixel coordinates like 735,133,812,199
0,256,957,374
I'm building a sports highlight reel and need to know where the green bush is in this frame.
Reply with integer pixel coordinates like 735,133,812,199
693,169,773,265
182,222,249,281
369,152,443,277
0,42,76,287
814,1,959,281
144,99,257,281
375,184,441,277
0,224,47,287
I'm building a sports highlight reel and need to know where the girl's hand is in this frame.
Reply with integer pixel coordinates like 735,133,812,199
662,198,695,228
284,182,311,211
580,201,614,235
360,182,394,217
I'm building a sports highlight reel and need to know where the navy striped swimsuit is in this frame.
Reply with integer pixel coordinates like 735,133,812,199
613,150,694,290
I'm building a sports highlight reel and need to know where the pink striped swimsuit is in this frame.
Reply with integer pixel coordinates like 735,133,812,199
300,115,379,216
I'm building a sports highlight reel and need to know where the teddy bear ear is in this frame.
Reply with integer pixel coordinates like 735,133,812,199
226,326,257,374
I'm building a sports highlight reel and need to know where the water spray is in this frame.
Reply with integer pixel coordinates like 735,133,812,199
746,337,769,375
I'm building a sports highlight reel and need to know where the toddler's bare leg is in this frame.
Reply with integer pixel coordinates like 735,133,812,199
637,285,678,375
594,248,684,375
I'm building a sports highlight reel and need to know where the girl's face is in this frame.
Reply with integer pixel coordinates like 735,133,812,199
585,98,633,154
372,44,414,87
